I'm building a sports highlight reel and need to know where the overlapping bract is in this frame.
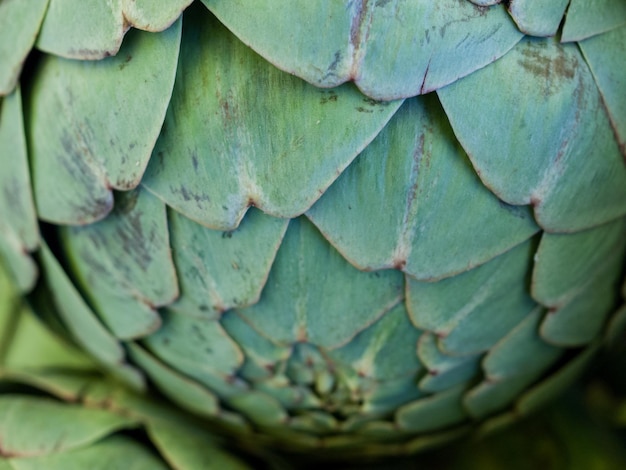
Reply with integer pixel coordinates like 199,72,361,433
0,262,252,469
1,0,625,458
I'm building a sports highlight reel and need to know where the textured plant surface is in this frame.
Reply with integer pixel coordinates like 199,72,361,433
1,0,626,465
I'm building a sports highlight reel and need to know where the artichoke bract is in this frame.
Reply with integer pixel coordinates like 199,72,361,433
0,254,254,470
1,0,625,460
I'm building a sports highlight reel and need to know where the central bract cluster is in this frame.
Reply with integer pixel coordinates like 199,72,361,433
1,0,625,457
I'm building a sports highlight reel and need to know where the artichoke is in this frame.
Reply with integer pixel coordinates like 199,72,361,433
1,0,626,463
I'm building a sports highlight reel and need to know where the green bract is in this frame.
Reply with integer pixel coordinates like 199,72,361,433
0,260,254,469
1,0,625,463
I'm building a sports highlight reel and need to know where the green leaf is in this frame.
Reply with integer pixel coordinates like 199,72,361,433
142,7,401,229
228,390,288,428
0,0,48,95
254,380,321,416
516,344,599,415
148,422,253,470
395,384,467,432
289,411,339,434
416,333,481,393
0,259,20,364
0,372,96,404
0,88,39,292
532,217,626,308
539,263,625,346
169,208,288,318
407,239,537,355
330,303,423,382
6,436,169,470
35,0,192,59
480,308,561,382
463,308,562,418
122,0,192,32
403,427,470,454
60,188,177,339
283,343,332,390
236,218,404,349
2,301,95,375
438,37,626,232
561,0,626,42
308,96,539,281
0,234,37,297
144,309,247,398
36,0,126,60
202,0,523,100
506,0,569,36
0,396,136,457
220,311,292,382
127,344,220,418
38,243,147,392
335,350,415,419
28,21,181,224
75,377,186,425
579,25,626,156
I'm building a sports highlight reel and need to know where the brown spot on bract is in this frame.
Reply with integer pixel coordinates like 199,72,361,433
517,41,577,97
319,91,338,105
362,96,384,107
393,259,407,270
170,185,210,204
118,55,133,71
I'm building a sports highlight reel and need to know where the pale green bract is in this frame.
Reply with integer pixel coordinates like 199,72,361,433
0,0,625,465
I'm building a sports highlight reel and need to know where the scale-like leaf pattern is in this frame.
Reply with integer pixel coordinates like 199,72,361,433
308,95,539,280
202,0,523,100
3,0,625,461
142,9,401,229
438,37,626,232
